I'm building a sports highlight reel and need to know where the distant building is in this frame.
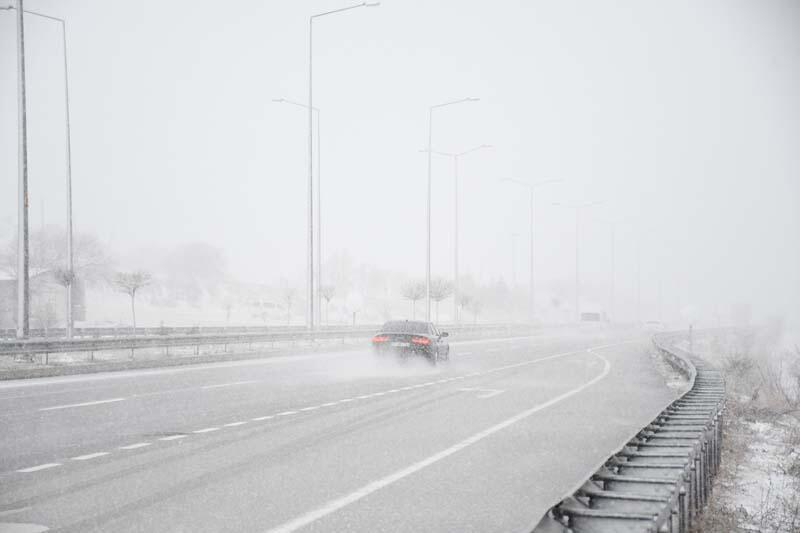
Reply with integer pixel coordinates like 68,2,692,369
0,271,86,330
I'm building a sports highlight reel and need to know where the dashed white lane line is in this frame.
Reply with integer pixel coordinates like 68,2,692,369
263,353,612,533
202,380,258,389
71,452,110,461
159,434,188,441
13,343,616,477
17,463,61,473
119,442,151,450
39,397,126,411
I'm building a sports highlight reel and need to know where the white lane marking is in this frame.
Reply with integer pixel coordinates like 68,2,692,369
299,406,320,412
39,397,126,411
338,399,354,403
224,421,248,427
159,434,188,441
264,353,612,533
252,415,274,421
457,387,505,399
202,380,258,389
119,442,151,450
17,463,61,473
370,392,385,397
386,389,399,393
320,402,337,407
276,410,297,416
356,395,371,399
71,452,110,461
193,427,220,434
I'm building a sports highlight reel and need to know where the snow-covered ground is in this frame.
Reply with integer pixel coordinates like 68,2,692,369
692,331,800,532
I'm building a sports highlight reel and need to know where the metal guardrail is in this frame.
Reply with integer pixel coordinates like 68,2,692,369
0,322,520,340
0,323,535,358
531,332,725,533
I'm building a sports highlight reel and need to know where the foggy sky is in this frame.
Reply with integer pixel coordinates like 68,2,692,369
1,0,798,324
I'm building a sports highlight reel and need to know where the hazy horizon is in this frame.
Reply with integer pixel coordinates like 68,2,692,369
2,0,798,327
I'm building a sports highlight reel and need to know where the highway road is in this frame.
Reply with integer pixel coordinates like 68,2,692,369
0,330,678,533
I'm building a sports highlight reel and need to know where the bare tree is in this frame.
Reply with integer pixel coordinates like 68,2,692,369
429,278,454,323
401,280,425,319
320,285,335,327
114,271,152,333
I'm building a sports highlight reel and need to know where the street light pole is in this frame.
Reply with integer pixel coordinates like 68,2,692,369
12,0,29,339
424,98,479,321
273,98,321,326
502,178,561,322
308,1,378,331
425,144,491,323
5,6,77,338
552,201,602,322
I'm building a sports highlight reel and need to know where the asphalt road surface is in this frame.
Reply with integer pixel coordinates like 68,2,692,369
0,331,678,533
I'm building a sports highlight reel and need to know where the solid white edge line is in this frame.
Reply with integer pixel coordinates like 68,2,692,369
224,421,248,427
39,397,126,411
264,353,612,533
17,463,61,473
193,427,220,434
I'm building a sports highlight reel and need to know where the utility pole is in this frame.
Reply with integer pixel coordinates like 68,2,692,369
16,0,30,339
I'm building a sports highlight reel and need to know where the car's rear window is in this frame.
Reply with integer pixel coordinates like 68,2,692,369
381,321,430,334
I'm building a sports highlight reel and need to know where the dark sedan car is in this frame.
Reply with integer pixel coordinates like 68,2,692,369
371,320,450,364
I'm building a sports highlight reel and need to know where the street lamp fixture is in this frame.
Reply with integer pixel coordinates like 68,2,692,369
425,97,480,321
306,1,379,330
424,144,493,323
3,3,73,338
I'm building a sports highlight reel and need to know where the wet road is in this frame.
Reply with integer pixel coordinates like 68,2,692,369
0,331,677,532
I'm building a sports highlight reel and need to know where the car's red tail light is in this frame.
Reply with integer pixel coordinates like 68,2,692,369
411,336,431,346
372,335,389,343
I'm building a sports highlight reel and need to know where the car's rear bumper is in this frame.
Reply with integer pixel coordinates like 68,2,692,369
372,344,434,357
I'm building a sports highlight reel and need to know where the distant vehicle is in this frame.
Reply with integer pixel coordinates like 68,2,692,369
371,320,450,364
643,320,665,332
580,311,604,322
